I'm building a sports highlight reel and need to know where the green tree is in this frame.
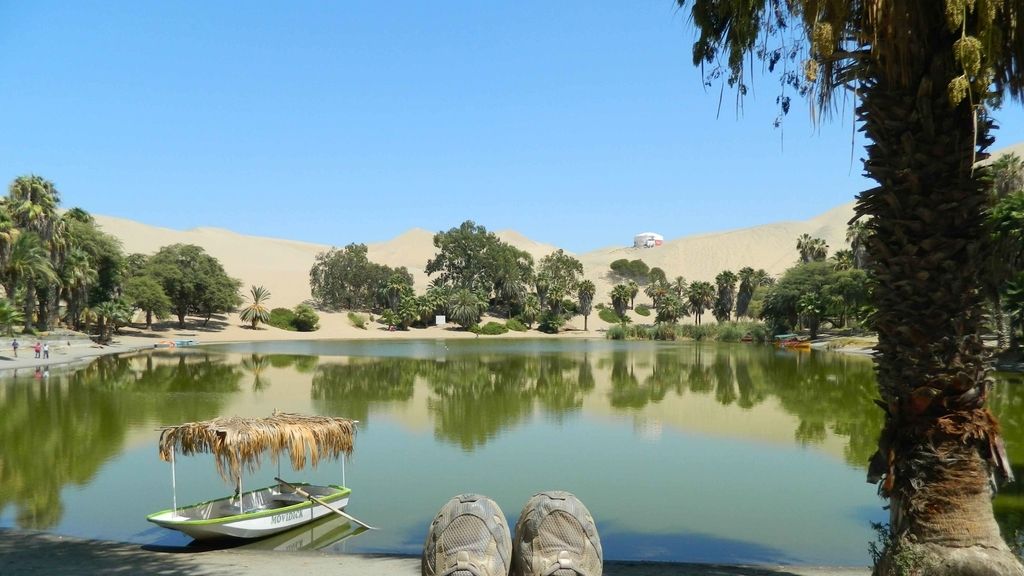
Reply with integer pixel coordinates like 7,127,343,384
310,243,411,311
713,270,738,322
675,1,1024,568
426,220,505,294
490,243,534,318
686,281,715,326
626,280,639,310
609,258,650,284
736,267,767,319
0,299,24,336
291,304,319,332
6,175,61,329
146,244,241,328
577,279,596,331
536,249,583,316
846,220,872,270
122,275,170,329
2,232,56,330
519,294,540,328
655,293,687,325
239,285,272,329
796,233,828,264
610,284,631,318
449,288,486,329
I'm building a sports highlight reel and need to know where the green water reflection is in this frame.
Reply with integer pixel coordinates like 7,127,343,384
0,340,1021,565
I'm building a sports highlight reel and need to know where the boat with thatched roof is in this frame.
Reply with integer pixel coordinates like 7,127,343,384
146,411,361,541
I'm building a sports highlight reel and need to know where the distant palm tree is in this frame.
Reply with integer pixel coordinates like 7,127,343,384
831,249,856,272
846,220,872,269
449,289,486,329
577,280,596,331
610,284,631,318
626,280,639,310
796,234,828,264
239,285,272,329
672,276,687,298
713,270,738,322
686,281,715,325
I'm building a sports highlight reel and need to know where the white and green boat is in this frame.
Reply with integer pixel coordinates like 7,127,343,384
147,411,369,541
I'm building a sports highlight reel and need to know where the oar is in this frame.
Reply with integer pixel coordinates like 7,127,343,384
274,477,378,531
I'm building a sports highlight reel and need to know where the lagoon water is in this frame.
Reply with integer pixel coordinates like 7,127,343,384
2,339,1021,566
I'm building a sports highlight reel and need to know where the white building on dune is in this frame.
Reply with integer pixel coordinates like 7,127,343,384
633,232,664,249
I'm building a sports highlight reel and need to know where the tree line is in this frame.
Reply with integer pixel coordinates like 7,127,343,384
1,175,243,340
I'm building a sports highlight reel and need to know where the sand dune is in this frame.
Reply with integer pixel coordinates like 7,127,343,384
94,202,857,315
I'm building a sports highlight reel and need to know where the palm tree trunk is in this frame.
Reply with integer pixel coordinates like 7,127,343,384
860,40,1023,573
22,278,35,332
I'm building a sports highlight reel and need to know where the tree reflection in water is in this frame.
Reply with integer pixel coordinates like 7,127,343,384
0,352,241,530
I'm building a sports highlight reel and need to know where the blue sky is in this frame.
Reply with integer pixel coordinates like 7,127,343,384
3,2,1023,253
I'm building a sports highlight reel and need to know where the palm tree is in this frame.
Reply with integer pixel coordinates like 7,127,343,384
831,249,856,272
846,220,872,269
577,280,596,331
675,0,1024,570
448,289,486,329
655,294,687,325
60,248,97,330
686,281,715,326
609,284,631,318
2,232,56,330
626,280,639,310
7,176,61,330
672,276,687,298
520,294,540,328
644,280,669,309
239,285,272,329
0,299,25,336
713,270,738,322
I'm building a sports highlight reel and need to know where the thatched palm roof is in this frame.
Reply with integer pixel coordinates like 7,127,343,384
158,411,357,484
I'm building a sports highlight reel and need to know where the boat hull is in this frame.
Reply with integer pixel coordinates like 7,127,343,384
147,483,350,541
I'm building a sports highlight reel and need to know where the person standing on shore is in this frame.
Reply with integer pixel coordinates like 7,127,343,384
43,343,49,359
11,339,18,357
33,341,41,359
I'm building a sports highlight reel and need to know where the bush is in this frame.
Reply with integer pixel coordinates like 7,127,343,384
598,308,624,324
537,311,566,334
268,307,297,331
472,321,509,335
635,304,651,317
292,304,320,332
595,302,607,310
607,324,627,340
347,311,367,329
716,323,746,342
678,324,716,341
649,323,677,340
506,318,528,332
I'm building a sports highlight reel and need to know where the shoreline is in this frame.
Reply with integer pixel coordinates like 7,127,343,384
0,529,869,576
0,311,881,376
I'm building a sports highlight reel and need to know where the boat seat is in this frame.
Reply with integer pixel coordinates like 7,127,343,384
272,492,309,504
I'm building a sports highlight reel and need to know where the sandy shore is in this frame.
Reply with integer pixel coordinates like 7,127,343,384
0,529,868,576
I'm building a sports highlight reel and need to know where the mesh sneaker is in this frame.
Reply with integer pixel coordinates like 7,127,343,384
422,493,512,576
510,491,602,576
